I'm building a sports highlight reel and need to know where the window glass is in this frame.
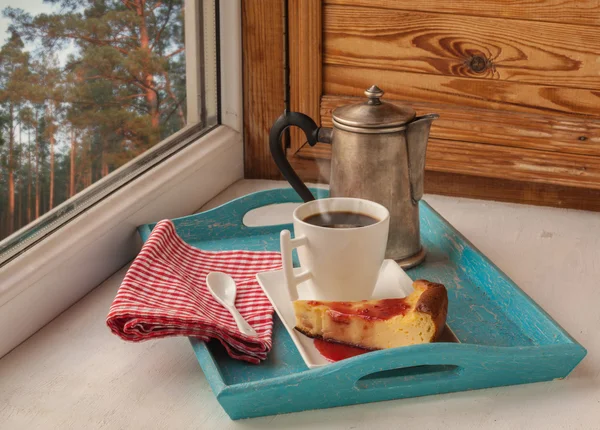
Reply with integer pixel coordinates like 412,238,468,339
0,0,218,262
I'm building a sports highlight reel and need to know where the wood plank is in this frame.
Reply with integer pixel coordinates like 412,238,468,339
242,0,285,179
288,0,322,153
289,156,330,184
289,157,600,211
296,137,600,190
324,4,600,89
424,171,600,212
325,0,600,27
318,95,600,157
324,65,600,117
293,142,332,160
426,139,600,190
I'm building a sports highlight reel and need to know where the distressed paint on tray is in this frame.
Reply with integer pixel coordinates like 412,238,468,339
138,188,586,420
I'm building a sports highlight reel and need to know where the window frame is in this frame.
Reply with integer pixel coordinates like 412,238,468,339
0,0,219,265
0,0,243,358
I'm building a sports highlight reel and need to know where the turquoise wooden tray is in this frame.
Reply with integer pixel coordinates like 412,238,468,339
138,188,586,420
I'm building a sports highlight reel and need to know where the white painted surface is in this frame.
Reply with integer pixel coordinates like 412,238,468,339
0,126,243,359
219,0,243,133
242,203,301,227
184,0,202,125
0,0,243,359
1,180,598,429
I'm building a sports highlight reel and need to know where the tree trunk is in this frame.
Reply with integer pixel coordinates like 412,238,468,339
136,0,160,139
7,103,15,234
70,128,76,197
87,138,93,187
17,121,23,229
49,134,55,210
163,71,186,128
48,103,55,210
27,127,32,223
146,80,159,134
101,136,109,178
77,134,87,190
16,151,22,230
35,110,40,219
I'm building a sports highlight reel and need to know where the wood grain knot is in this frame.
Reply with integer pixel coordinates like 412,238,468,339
466,55,492,74
579,136,588,141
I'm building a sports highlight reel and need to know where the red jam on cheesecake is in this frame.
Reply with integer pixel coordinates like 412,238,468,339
293,280,448,353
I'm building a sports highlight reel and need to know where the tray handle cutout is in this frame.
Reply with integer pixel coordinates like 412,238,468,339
231,187,328,228
356,364,461,390
242,203,301,227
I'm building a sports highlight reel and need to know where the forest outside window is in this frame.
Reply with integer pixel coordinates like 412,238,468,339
0,0,218,264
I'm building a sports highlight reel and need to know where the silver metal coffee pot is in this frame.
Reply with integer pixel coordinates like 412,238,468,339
270,85,438,268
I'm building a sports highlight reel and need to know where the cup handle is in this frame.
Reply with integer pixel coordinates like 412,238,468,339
280,230,312,301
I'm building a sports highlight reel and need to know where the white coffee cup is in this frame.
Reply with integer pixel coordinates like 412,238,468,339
280,197,390,301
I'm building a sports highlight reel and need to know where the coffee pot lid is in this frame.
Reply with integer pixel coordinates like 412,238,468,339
332,85,416,130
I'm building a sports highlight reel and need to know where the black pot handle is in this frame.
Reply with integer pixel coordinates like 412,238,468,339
269,112,330,202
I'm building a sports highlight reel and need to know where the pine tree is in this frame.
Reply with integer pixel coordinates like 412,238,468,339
0,32,31,235
0,113,7,237
0,1,187,241
34,106,42,219
6,0,187,146
19,106,36,223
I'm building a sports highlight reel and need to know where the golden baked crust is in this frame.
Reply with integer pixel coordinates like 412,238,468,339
413,279,448,341
293,280,448,350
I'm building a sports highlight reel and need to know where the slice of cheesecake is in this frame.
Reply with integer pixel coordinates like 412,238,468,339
293,280,448,350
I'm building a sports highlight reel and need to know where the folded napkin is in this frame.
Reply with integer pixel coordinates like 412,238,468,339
106,219,282,364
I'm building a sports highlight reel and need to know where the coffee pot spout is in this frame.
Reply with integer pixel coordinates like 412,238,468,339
405,114,439,204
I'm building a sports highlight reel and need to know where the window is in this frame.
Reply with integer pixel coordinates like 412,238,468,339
0,0,218,264
0,0,242,358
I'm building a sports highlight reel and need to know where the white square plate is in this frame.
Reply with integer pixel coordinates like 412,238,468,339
256,260,415,368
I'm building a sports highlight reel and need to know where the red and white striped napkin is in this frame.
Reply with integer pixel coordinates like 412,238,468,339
106,219,282,364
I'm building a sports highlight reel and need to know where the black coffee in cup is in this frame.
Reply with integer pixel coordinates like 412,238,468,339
302,211,379,229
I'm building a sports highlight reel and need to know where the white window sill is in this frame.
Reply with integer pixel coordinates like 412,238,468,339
0,0,243,359
0,125,243,358
0,179,597,428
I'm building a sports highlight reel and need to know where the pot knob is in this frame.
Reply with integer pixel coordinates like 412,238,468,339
365,85,384,105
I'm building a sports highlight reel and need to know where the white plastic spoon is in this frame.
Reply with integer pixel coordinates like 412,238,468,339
206,272,258,337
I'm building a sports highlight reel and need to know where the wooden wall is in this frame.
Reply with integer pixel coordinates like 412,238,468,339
242,0,286,179
244,0,600,210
